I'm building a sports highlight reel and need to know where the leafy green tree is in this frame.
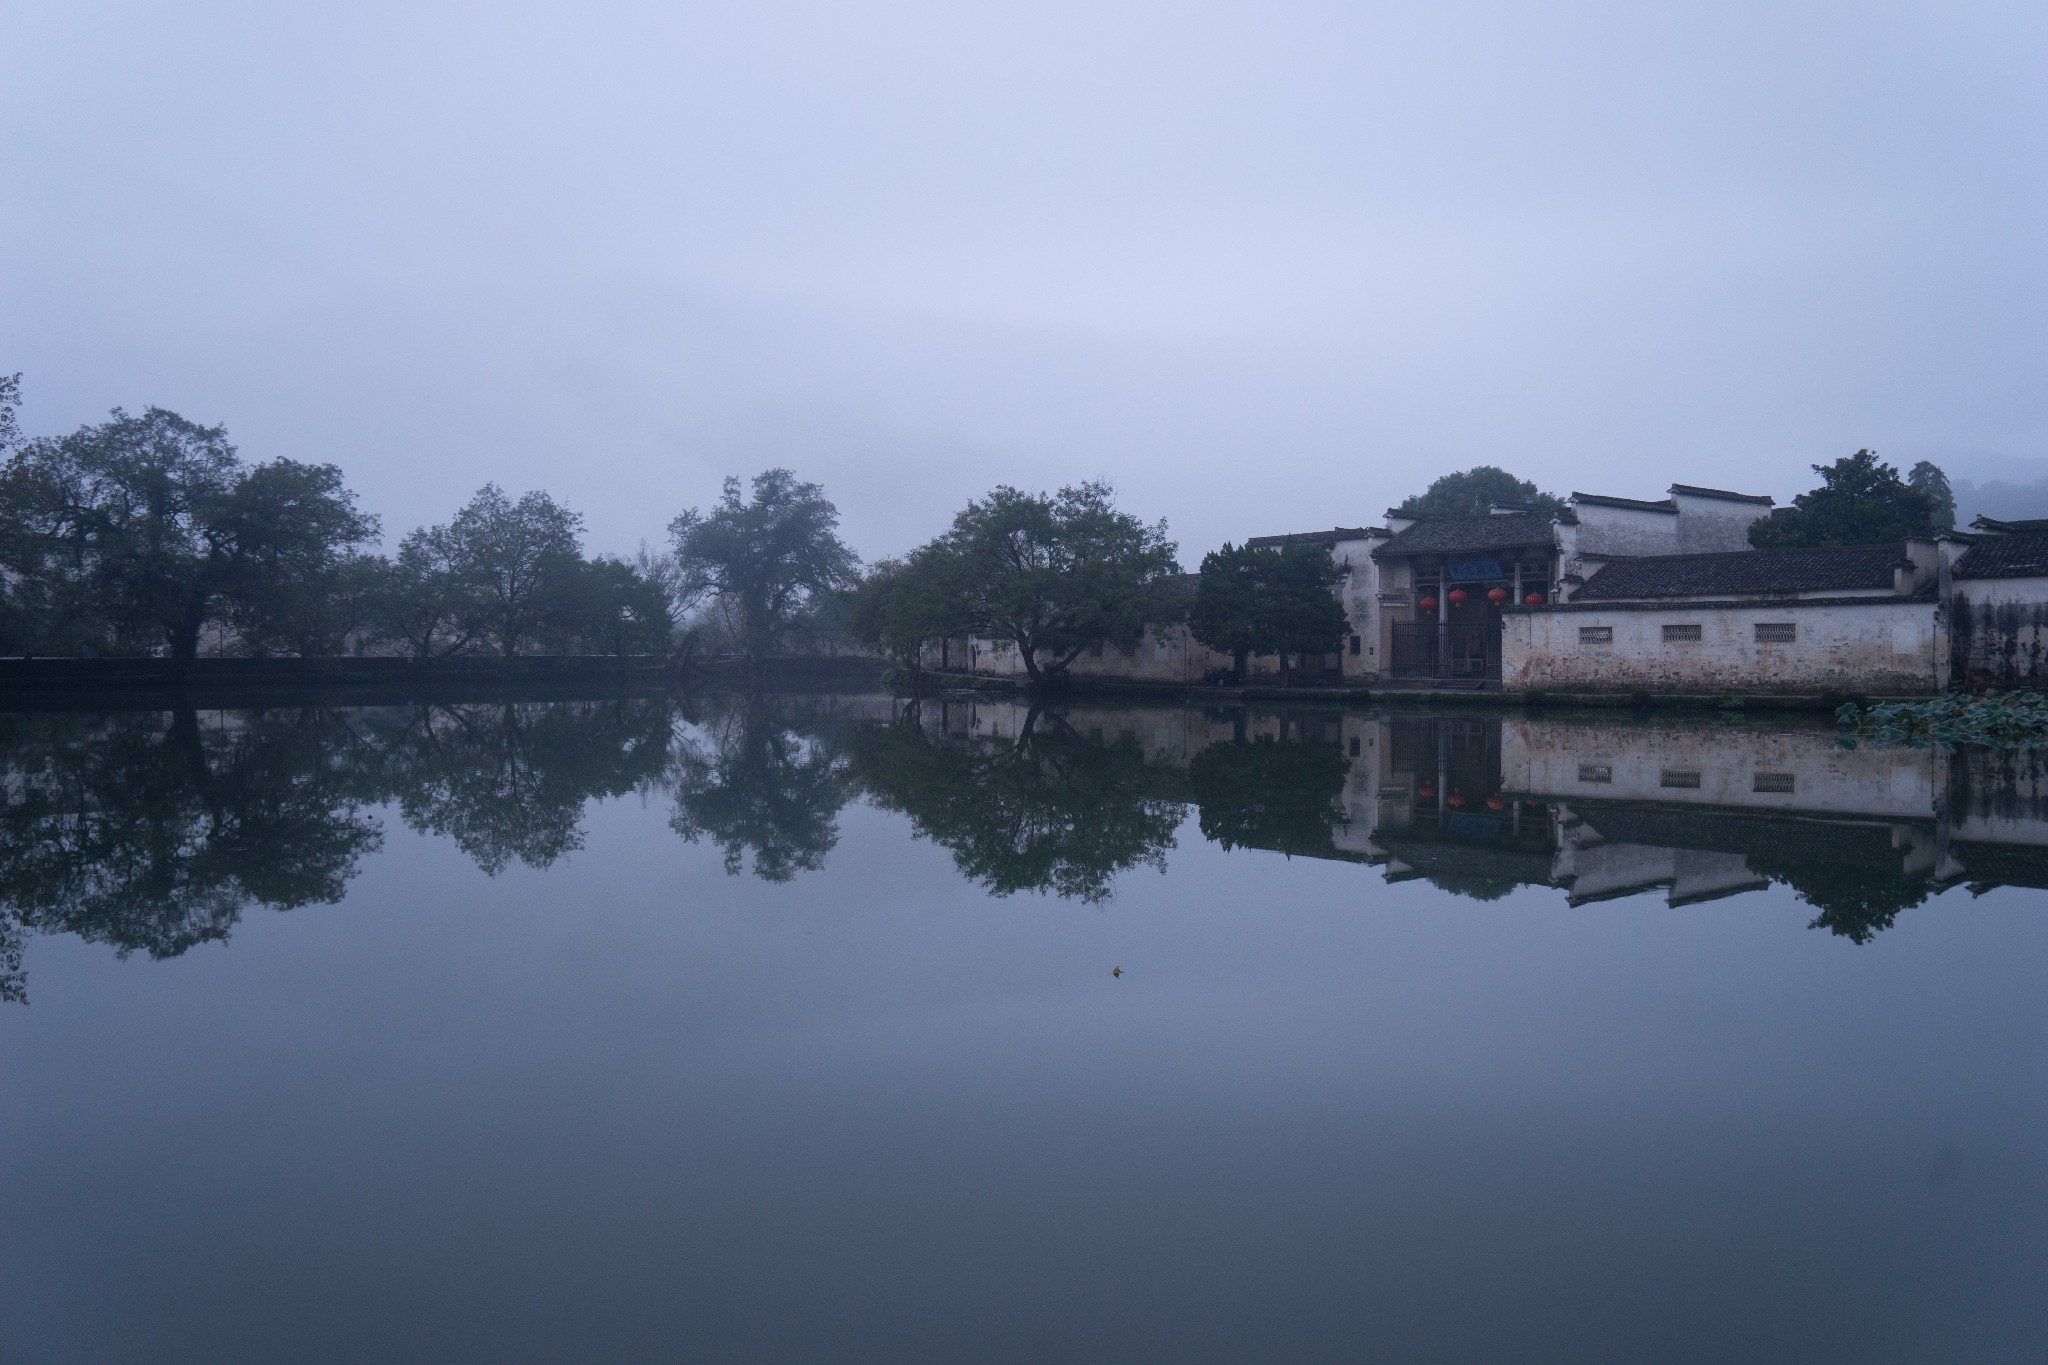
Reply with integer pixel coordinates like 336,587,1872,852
0,407,377,665
848,705,1186,902
370,529,476,658
908,481,1180,686
1907,460,1956,533
220,458,387,655
669,469,860,669
1190,541,1347,682
438,484,588,655
1396,466,1563,517
1749,450,1937,548
573,556,675,660
847,556,956,670
0,372,20,453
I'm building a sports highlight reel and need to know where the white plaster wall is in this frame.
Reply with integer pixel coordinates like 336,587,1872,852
1502,601,1942,693
1564,504,1683,558
1953,574,2048,689
1332,535,1381,680
1669,494,1771,552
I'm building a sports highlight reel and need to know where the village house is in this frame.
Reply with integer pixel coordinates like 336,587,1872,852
1357,483,1776,688
1501,540,1953,695
935,477,2048,698
1950,516,2048,690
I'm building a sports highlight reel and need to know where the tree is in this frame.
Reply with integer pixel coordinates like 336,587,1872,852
0,373,20,453
1908,461,1956,533
371,528,477,658
669,469,860,669
573,555,674,660
0,407,376,665
387,485,587,657
1190,541,1348,682
909,481,1180,686
1749,449,1937,548
1395,466,1563,518
219,459,386,655
847,557,955,670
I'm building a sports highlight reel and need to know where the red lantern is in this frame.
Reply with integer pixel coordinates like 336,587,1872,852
1447,790,1467,808
1487,587,1509,605
1447,588,1468,607
1486,793,1506,810
1419,596,1438,613
1417,782,1436,799
1524,591,1546,605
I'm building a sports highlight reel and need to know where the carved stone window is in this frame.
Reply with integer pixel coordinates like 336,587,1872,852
1579,626,1613,644
1660,769,1703,788
1662,624,1703,643
1754,772,1796,793
1755,622,1796,643
1577,764,1612,783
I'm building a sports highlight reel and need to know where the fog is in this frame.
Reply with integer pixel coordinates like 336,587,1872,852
5,0,2046,561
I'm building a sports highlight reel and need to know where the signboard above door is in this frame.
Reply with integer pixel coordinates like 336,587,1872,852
1446,559,1503,581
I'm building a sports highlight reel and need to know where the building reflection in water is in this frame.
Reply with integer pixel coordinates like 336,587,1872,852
900,697,2048,942
5,692,2048,1000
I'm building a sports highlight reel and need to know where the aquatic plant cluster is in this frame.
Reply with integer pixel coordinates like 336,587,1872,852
1837,691,2048,746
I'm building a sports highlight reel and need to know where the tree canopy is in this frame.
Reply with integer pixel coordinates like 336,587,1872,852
903,481,1181,685
1748,449,1939,548
1907,460,1956,533
670,469,860,665
1395,466,1564,518
1189,541,1348,679
0,407,378,663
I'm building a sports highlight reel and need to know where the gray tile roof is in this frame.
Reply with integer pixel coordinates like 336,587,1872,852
1570,492,1677,514
1571,544,1907,600
1669,484,1774,505
1955,531,2048,580
1244,527,1380,549
1971,515,2048,534
1370,513,1557,559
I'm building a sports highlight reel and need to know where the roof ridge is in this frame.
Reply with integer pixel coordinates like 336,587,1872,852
1669,483,1775,505
1571,491,1678,513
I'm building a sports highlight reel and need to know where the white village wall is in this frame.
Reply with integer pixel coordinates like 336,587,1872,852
1952,574,2048,690
1502,600,1944,694
1561,503,1683,560
1668,492,1772,552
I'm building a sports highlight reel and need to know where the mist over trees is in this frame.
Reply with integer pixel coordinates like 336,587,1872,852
0,386,686,664
669,469,860,669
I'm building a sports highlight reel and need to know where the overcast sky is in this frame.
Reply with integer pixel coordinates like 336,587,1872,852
5,0,2045,562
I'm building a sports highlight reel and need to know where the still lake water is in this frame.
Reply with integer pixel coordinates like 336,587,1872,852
1,692,2044,1363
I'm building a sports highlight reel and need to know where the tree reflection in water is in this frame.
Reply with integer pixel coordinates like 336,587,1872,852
362,698,676,874
0,708,385,996
1188,734,1350,860
10,695,2048,1000
847,704,1184,903
669,698,851,881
